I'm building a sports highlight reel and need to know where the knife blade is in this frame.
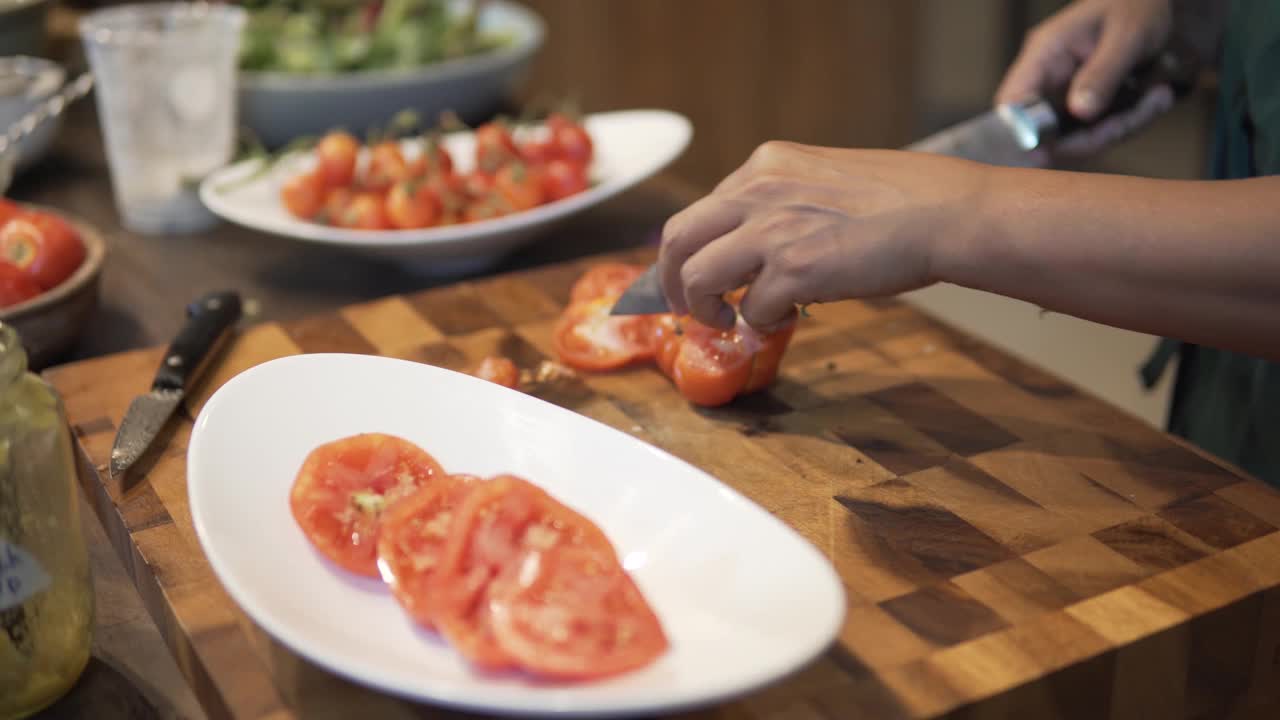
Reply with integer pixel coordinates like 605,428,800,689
610,39,1201,316
608,263,667,316
109,291,242,485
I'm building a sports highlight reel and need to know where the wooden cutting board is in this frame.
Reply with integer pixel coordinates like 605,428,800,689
44,246,1280,720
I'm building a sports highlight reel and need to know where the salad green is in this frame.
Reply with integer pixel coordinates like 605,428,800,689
237,0,514,74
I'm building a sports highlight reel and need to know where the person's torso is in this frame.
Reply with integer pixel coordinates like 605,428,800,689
1164,0,1280,487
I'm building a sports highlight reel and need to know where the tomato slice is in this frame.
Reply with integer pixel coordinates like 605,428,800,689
290,433,446,577
667,320,755,407
489,544,668,680
553,297,657,371
472,356,520,389
568,263,645,304
376,473,481,629
426,475,618,672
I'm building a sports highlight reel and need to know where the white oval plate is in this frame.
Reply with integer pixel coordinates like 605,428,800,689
198,109,693,275
188,353,845,718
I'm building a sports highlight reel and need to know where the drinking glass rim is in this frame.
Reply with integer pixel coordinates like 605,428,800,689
79,1,246,47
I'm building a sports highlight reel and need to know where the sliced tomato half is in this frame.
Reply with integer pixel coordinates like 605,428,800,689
568,262,645,304
666,321,756,407
553,297,658,371
289,433,446,577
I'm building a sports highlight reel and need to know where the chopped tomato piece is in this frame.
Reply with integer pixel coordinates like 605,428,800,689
655,314,796,407
289,433,446,577
472,356,520,389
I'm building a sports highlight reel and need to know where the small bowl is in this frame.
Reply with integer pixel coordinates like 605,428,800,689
0,204,106,369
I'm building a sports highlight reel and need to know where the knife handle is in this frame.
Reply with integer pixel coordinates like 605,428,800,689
1046,35,1202,139
152,291,242,392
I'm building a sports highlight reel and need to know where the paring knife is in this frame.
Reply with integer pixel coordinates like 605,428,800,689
611,40,1202,317
109,291,242,485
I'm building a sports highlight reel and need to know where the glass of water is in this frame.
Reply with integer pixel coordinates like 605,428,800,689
80,2,245,235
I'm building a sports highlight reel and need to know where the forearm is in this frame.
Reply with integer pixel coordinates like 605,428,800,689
938,168,1280,360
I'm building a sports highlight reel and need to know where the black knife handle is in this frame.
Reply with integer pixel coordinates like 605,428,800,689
1046,35,1202,139
152,291,242,392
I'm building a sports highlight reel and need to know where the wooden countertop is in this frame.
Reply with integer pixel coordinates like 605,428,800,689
40,238,1280,718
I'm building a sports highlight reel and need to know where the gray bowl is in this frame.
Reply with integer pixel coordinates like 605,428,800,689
237,0,545,148
0,55,65,172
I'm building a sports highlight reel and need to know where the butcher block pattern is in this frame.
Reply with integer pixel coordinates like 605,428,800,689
45,247,1280,719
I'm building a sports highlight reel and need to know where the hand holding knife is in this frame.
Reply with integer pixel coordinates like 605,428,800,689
610,37,1203,317
110,291,242,486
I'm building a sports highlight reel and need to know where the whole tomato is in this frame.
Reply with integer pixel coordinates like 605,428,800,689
0,199,22,226
474,121,520,174
0,261,40,308
280,171,326,220
547,112,593,166
0,211,86,290
338,192,392,230
409,137,454,178
542,159,589,202
363,141,411,193
386,180,442,229
315,131,359,188
494,163,546,212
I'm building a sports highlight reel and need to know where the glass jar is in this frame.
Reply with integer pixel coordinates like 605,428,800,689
0,324,92,719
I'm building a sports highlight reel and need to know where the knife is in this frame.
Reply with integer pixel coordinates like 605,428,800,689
109,291,242,485
903,36,1201,165
611,39,1202,316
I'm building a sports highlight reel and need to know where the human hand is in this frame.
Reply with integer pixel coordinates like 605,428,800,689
996,0,1176,162
657,141,990,332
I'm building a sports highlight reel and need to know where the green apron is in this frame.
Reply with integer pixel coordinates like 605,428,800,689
1140,0,1280,488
